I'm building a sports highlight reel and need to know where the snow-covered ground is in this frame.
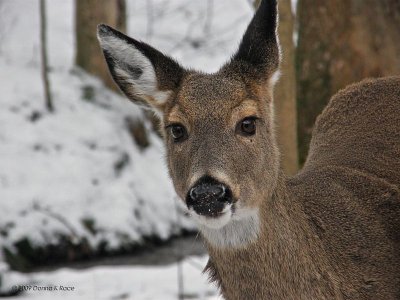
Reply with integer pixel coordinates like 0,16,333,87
1,255,221,300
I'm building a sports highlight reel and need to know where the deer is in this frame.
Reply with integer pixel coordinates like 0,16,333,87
97,0,400,298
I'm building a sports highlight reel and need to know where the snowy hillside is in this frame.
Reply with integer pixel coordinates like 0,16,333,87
0,0,253,267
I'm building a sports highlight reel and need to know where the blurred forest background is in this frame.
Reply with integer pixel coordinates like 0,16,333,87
0,0,399,299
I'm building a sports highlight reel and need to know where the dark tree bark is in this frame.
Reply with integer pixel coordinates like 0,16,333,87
296,0,400,164
40,0,53,112
254,0,299,175
75,0,126,89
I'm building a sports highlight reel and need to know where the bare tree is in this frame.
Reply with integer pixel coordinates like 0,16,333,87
254,0,299,175
76,1,153,149
296,0,400,164
40,0,53,112
75,0,126,90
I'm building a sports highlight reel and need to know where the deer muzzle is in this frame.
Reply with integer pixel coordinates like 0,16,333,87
186,176,233,217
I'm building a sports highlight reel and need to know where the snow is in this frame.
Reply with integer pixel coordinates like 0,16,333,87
127,0,252,72
0,58,192,250
1,256,221,300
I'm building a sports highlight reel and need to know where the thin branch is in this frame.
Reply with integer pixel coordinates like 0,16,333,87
168,14,203,53
174,197,185,300
33,204,79,242
203,0,214,36
146,0,154,39
39,0,53,112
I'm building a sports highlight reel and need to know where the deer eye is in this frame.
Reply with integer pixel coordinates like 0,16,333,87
168,124,188,142
236,117,258,136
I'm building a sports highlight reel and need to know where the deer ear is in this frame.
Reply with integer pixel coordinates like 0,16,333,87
97,24,185,117
223,0,280,85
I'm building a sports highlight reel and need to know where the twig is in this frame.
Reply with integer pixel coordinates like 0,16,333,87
203,0,214,36
174,198,185,300
146,0,154,39
168,15,203,53
39,0,53,112
33,204,79,242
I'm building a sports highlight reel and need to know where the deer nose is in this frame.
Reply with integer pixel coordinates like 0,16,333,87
190,183,226,201
187,176,232,217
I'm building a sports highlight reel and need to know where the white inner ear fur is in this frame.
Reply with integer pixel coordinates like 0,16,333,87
270,3,282,90
98,35,171,109
269,69,281,88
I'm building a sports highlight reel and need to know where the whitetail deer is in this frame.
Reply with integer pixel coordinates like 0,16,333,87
97,0,400,298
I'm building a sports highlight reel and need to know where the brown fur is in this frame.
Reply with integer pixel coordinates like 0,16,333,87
97,0,400,298
205,77,400,299
289,77,400,299
163,72,279,208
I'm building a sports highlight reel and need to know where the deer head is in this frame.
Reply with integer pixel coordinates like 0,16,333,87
98,0,281,248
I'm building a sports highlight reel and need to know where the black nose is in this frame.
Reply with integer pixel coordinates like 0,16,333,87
190,182,226,201
187,176,232,217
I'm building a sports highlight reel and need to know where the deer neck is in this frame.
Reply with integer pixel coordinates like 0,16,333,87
203,173,341,300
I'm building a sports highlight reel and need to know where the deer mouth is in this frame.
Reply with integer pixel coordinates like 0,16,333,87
186,176,234,219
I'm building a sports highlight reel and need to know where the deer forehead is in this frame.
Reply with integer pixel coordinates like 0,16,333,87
165,75,264,126
165,98,261,128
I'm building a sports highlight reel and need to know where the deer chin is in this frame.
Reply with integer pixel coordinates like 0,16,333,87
194,203,261,249
189,203,234,229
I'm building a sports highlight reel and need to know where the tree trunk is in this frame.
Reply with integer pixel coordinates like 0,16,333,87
75,0,151,149
274,0,298,175
254,0,299,175
296,0,400,164
40,0,53,112
75,0,126,89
